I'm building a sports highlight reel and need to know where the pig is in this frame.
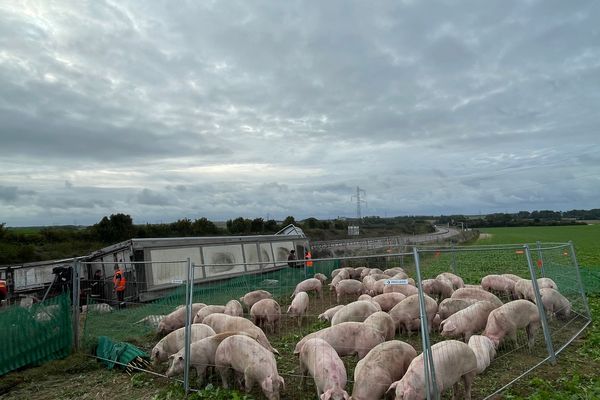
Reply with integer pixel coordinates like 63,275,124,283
389,294,438,335
538,278,558,290
158,303,207,334
294,322,385,360
360,268,373,280
440,301,498,342
368,268,384,276
369,273,391,282
362,276,377,295
483,299,541,349
432,313,442,332
371,279,388,296
352,267,366,279
314,273,328,283
438,298,480,320
239,290,273,310
202,313,279,354
287,291,309,327
513,279,556,301
537,288,571,319
351,341,417,400
422,279,454,301
165,331,254,385
150,323,215,365
451,287,503,308
331,301,379,326
382,283,418,297
334,279,365,303
215,334,285,400
331,270,351,289
250,299,281,333
436,272,465,290
224,299,244,317
363,311,395,340
384,267,406,276
390,271,410,280
467,335,496,374
502,273,523,282
513,279,535,301
371,293,406,312
292,278,322,298
358,294,372,301
193,305,225,324
319,305,345,322
331,267,354,279
299,338,350,400
387,340,477,400
481,275,516,299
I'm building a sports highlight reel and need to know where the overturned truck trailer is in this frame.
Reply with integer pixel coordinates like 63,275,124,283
86,225,309,302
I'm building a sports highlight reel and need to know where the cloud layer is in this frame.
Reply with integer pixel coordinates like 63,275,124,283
1,1,599,226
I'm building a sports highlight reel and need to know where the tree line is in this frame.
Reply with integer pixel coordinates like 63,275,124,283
437,208,600,228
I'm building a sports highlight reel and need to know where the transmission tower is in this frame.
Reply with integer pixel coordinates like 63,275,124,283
351,186,367,222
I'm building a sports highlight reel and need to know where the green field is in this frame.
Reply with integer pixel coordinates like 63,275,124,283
477,224,600,267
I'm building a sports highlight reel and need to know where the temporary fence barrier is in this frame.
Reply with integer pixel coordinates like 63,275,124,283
78,243,591,399
0,291,72,376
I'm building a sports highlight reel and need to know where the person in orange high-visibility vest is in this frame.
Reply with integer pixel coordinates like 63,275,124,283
113,265,126,307
305,250,313,268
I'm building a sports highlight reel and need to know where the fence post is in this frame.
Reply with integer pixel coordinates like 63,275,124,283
451,244,456,274
536,241,546,278
72,259,81,352
524,245,556,365
568,241,591,318
412,247,437,400
183,258,194,394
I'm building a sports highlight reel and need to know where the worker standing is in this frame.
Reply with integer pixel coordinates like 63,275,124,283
304,250,313,269
112,264,126,309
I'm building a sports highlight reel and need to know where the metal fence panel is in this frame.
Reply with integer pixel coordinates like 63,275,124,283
0,291,72,376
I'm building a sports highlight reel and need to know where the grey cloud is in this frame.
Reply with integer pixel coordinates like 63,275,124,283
137,188,173,206
0,1,599,226
0,186,36,203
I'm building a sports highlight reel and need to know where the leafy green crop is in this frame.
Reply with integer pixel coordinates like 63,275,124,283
477,225,600,267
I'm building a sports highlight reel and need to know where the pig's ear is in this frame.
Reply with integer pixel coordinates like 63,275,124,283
343,392,350,400
320,389,332,400
261,376,273,393
385,381,398,397
443,320,455,332
278,376,285,390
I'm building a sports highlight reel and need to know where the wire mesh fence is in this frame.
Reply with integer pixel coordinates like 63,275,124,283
0,291,72,376
78,243,591,400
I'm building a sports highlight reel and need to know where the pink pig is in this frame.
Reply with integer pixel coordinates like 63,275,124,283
299,338,350,400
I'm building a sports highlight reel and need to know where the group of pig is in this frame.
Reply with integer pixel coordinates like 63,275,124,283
145,265,571,400
151,290,284,399
296,266,572,399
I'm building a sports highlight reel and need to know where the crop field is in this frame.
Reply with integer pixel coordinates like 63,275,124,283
1,225,599,400
476,224,600,267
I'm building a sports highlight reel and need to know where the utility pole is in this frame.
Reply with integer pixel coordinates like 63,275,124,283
351,186,367,222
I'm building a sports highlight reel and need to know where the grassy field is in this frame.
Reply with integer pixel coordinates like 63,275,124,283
477,224,600,267
1,225,599,399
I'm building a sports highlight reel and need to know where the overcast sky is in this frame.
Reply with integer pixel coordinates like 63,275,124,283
1,1,599,227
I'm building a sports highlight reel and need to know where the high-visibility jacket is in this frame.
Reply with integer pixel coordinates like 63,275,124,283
113,269,126,292
305,251,313,267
